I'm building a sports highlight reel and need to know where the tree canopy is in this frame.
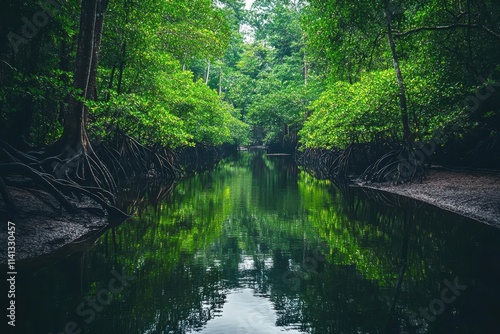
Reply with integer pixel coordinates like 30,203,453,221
1,0,499,212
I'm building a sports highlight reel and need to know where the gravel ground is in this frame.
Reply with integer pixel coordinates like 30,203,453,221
357,169,500,227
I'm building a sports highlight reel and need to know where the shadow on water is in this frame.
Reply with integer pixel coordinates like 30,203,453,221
10,151,500,334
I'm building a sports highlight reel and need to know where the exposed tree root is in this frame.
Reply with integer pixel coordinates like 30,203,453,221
296,143,424,184
178,144,232,175
0,162,77,214
295,148,337,179
118,178,179,215
360,146,426,184
0,136,235,221
96,133,184,181
0,138,127,220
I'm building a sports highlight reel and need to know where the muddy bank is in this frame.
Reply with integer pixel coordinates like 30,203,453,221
357,169,500,227
0,187,110,264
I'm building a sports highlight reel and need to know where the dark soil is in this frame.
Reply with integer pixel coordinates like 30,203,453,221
357,168,500,227
0,187,109,264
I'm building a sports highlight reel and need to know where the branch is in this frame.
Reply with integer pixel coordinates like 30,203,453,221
368,30,386,69
395,24,500,40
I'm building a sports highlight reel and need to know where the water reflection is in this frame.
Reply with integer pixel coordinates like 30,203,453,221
14,151,500,334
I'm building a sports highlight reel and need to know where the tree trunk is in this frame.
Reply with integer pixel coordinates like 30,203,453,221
117,42,126,95
60,0,96,146
384,7,411,145
205,59,211,84
59,0,107,147
301,32,308,86
87,0,109,101
219,70,223,95
106,65,116,101
47,0,114,191
9,38,42,149
0,0,126,218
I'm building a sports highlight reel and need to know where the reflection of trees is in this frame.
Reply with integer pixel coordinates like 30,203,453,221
16,152,500,334
80,200,230,333
88,152,322,333
117,178,178,215
292,172,500,333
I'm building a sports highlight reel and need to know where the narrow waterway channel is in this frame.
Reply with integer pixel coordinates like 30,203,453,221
13,151,500,333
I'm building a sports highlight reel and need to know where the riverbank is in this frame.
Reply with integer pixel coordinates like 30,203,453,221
0,187,110,264
3,165,500,264
0,144,236,264
356,168,500,227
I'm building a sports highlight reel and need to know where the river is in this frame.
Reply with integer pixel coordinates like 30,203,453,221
13,151,500,333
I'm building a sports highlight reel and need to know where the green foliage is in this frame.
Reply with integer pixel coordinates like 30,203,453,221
92,0,247,148
249,84,310,145
2,0,499,161
220,0,313,148
160,0,231,64
300,0,500,151
94,56,249,147
0,0,80,145
1,0,249,149
301,69,399,149
302,0,387,81
300,63,469,149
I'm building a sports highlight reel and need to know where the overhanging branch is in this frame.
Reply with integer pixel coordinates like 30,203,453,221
395,24,500,40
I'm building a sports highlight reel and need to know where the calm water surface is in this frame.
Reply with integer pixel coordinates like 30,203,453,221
13,152,500,333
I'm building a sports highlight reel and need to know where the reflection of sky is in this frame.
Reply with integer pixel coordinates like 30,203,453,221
196,288,302,334
238,255,274,271
196,252,299,333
